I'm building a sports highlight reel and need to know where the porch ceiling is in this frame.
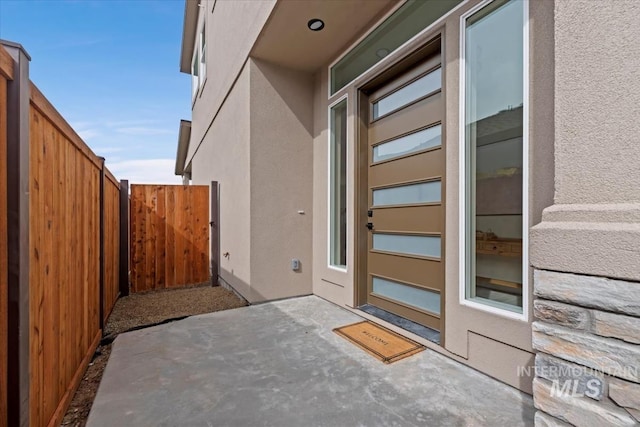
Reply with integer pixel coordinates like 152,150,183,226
251,0,397,72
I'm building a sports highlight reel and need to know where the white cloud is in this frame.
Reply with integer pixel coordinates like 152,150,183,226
116,127,174,136
106,158,181,185
77,128,101,140
69,120,97,129
93,146,123,155
69,121,101,141
104,119,159,127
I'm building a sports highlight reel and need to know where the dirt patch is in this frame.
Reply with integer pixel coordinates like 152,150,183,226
61,285,247,426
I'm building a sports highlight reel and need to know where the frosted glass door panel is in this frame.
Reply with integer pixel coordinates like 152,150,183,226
373,181,440,206
373,68,441,119
373,277,440,315
373,125,441,162
373,234,441,258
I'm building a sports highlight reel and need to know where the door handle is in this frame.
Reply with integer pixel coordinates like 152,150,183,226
366,222,374,230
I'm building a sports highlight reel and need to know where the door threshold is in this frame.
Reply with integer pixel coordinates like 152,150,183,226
358,304,440,345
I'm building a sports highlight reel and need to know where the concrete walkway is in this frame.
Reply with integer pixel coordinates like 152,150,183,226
87,296,534,426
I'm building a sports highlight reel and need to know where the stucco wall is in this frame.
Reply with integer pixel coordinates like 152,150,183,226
190,64,252,297
553,0,640,206
531,0,640,282
188,0,276,163
248,59,314,302
531,1,640,424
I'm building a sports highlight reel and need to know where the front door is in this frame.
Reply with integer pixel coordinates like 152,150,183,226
364,50,445,332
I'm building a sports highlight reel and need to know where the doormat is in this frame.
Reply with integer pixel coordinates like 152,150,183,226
333,321,425,364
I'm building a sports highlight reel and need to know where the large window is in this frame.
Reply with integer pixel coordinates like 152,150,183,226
191,49,199,100
191,16,206,102
329,99,348,268
199,21,206,88
462,0,526,315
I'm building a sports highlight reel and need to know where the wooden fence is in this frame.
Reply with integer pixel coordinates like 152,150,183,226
0,43,13,426
130,185,210,292
103,172,120,323
29,85,121,427
1,43,125,427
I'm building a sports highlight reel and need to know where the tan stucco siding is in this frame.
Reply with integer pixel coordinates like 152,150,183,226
531,0,640,282
191,64,252,296
553,0,640,205
188,0,276,164
312,68,356,305
247,59,314,302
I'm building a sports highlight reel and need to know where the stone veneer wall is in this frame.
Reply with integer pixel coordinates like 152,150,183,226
532,270,640,426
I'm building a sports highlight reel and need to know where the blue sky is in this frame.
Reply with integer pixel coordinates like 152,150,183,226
0,0,190,183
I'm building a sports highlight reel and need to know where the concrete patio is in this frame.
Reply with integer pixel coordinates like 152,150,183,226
87,296,534,426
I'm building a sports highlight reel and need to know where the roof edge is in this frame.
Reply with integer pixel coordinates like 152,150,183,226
179,0,199,73
175,120,192,175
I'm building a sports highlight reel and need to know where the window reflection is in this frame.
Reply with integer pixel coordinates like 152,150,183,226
464,0,524,312
330,100,348,267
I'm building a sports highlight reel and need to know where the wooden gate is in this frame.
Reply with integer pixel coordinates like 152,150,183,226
130,185,210,292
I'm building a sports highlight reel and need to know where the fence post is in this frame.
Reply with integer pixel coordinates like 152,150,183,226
119,180,129,296
2,40,31,427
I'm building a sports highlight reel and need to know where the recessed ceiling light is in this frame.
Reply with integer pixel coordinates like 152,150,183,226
307,19,325,31
376,48,390,59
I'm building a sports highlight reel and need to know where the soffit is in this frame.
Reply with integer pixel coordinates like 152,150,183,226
251,0,398,73
175,120,192,175
180,0,199,74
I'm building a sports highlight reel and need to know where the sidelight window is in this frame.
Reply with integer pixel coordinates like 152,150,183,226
329,98,348,268
461,0,527,316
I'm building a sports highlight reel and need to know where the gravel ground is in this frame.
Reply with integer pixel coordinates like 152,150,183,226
61,285,247,426
104,284,247,336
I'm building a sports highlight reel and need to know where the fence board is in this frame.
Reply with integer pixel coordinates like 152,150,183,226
130,185,210,292
165,186,176,288
28,102,44,427
43,115,58,421
146,185,156,289
0,64,9,424
156,186,166,289
0,46,13,80
103,179,120,321
28,83,119,427
195,188,209,282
